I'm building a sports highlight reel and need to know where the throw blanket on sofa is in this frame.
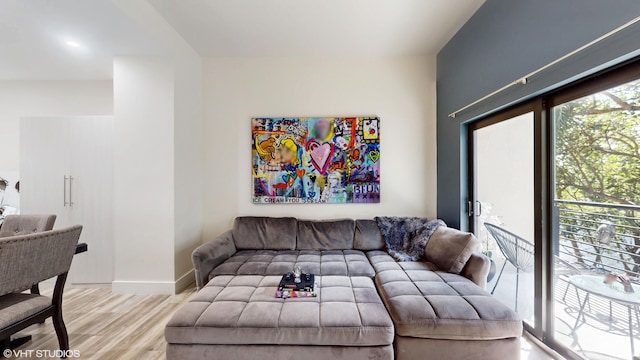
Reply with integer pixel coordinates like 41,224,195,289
375,217,446,261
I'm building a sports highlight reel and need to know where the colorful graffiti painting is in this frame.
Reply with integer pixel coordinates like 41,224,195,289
252,117,380,204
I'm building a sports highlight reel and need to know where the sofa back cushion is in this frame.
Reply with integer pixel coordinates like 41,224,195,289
424,227,480,274
297,219,355,250
233,217,297,250
354,219,385,250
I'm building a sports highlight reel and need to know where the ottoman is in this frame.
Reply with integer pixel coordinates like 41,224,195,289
165,275,395,360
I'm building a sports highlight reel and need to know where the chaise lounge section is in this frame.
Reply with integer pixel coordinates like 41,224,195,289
165,217,522,359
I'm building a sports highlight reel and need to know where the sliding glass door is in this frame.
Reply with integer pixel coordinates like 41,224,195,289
469,108,536,327
466,60,640,360
551,76,640,360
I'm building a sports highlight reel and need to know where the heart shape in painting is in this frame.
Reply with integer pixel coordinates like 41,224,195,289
368,150,380,163
305,139,334,174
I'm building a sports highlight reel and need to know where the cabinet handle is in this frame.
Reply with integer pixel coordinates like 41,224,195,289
69,176,74,207
64,176,68,207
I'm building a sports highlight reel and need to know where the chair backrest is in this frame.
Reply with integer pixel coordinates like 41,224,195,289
0,225,82,296
485,223,535,272
0,214,56,238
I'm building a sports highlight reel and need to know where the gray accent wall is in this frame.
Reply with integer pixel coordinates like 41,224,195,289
437,0,640,229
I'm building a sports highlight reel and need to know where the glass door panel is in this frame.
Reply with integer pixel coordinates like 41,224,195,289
552,77,640,360
472,111,536,326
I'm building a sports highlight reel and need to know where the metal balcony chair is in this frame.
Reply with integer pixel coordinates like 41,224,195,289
485,223,535,311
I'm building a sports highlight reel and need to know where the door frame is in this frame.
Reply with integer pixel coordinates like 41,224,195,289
464,57,640,359
466,99,546,340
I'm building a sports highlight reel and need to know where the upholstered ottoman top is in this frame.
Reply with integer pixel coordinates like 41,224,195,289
165,275,394,347
367,251,522,341
209,249,375,279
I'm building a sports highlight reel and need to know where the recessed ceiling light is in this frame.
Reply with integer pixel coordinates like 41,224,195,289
58,36,89,54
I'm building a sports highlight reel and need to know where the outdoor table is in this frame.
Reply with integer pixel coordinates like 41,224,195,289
569,274,640,355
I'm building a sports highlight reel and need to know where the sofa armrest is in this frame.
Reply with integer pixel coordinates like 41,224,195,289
460,252,491,289
192,230,237,290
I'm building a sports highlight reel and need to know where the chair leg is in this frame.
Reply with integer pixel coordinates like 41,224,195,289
1,337,10,351
573,287,586,318
52,309,69,353
491,260,508,295
562,280,570,302
30,284,40,295
52,273,69,358
573,288,590,323
515,268,520,312
629,306,636,356
30,284,46,325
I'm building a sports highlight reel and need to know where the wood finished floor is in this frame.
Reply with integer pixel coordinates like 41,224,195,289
11,286,195,360
10,286,560,360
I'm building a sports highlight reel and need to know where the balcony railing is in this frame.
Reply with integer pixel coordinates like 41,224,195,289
555,199,640,281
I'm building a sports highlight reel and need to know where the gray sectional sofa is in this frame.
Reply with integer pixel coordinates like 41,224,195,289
165,217,522,360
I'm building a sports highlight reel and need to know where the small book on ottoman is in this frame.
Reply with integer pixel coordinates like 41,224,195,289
275,272,316,298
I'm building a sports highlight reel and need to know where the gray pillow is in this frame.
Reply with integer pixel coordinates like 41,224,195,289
354,219,385,250
297,219,355,250
424,227,480,274
233,217,297,250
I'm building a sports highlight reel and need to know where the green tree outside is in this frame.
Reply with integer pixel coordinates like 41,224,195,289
554,78,640,275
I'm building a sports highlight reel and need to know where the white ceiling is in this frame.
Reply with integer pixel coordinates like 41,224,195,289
150,0,485,57
0,0,484,80
0,0,163,80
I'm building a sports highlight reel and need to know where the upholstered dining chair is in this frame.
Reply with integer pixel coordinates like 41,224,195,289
0,214,57,239
0,215,57,295
0,225,82,355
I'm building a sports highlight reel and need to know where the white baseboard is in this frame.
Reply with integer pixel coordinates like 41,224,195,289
112,269,195,295
175,269,196,293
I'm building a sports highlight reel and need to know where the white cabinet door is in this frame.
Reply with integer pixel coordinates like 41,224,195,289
67,117,114,284
20,116,114,285
20,118,72,225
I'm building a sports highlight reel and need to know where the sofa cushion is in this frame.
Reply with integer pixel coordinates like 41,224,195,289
354,219,385,250
210,249,375,279
165,275,394,347
367,251,522,341
233,217,297,250
424,227,480,274
297,219,355,250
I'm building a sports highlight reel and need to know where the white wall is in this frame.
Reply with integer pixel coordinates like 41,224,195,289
111,1,204,294
203,56,437,239
173,54,204,292
0,81,113,173
113,57,176,293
